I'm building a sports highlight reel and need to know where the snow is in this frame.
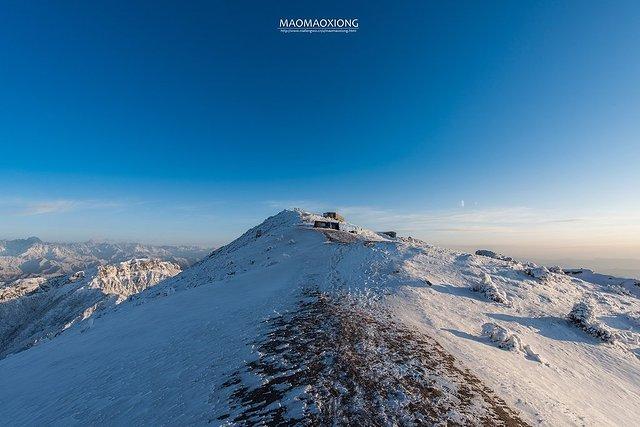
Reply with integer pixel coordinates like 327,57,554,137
1,209,639,425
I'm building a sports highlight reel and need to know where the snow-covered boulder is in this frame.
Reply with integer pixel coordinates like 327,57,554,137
568,301,617,343
471,273,509,304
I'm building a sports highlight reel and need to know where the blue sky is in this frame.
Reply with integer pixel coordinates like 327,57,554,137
1,1,639,259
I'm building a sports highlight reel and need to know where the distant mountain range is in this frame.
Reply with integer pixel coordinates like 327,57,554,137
0,237,211,284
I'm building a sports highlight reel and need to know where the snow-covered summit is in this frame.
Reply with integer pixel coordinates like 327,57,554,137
1,209,639,425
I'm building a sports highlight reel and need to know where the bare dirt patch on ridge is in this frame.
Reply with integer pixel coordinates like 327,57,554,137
216,291,528,426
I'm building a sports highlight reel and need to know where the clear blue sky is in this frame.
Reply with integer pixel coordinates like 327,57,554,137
1,1,639,259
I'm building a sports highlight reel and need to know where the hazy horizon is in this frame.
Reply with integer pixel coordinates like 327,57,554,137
2,205,638,279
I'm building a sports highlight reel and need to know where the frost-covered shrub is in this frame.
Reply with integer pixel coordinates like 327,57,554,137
524,266,550,280
482,323,522,351
568,301,594,324
471,274,509,304
482,323,544,363
548,266,564,274
475,250,515,262
568,301,617,343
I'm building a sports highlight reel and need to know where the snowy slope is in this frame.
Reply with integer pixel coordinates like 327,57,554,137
380,245,640,425
0,258,181,359
0,210,639,425
0,237,209,283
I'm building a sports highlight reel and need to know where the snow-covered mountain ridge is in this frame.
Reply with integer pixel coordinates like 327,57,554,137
1,210,639,425
0,237,210,284
0,258,181,359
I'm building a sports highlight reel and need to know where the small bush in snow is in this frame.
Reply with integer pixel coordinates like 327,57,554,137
471,274,509,304
475,250,515,262
524,266,550,280
568,301,594,324
482,323,522,351
568,301,617,343
548,266,564,274
482,323,544,363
